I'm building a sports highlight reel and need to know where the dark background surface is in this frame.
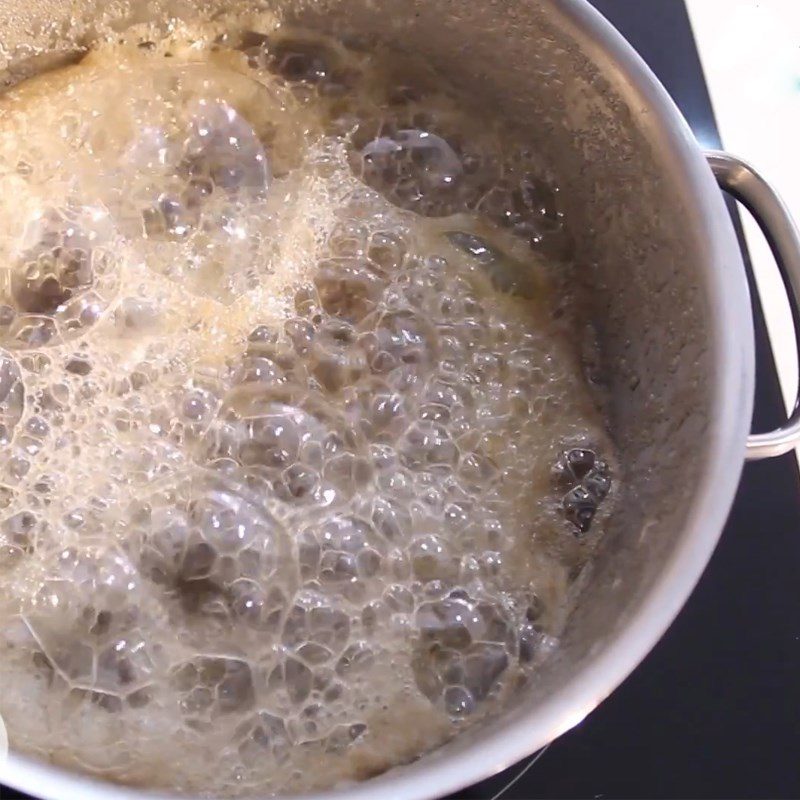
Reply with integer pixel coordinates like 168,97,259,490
3,2,800,800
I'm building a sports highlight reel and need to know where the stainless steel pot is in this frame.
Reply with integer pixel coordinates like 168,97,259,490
1,1,799,798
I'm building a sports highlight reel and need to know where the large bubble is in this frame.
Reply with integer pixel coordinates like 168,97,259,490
137,98,271,240
1,205,120,348
0,351,24,445
353,127,464,217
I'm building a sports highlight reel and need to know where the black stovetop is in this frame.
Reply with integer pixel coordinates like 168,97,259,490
3,3,800,800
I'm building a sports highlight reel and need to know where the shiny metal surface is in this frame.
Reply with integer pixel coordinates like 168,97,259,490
0,1,766,799
707,150,800,460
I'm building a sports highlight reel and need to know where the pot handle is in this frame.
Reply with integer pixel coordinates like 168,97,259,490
706,150,800,461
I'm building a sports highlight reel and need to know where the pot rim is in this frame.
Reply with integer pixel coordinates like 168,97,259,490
0,1,755,798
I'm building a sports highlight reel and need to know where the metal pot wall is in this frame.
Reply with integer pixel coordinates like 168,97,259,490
0,1,798,799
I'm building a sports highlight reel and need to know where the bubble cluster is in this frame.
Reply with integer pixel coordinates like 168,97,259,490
0,21,615,798
553,448,612,534
1,205,120,349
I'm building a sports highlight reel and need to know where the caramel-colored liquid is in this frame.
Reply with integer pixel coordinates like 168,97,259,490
0,20,614,796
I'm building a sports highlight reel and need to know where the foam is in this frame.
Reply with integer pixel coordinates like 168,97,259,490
0,21,616,797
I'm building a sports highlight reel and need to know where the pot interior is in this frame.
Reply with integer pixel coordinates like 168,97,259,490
0,0,748,796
